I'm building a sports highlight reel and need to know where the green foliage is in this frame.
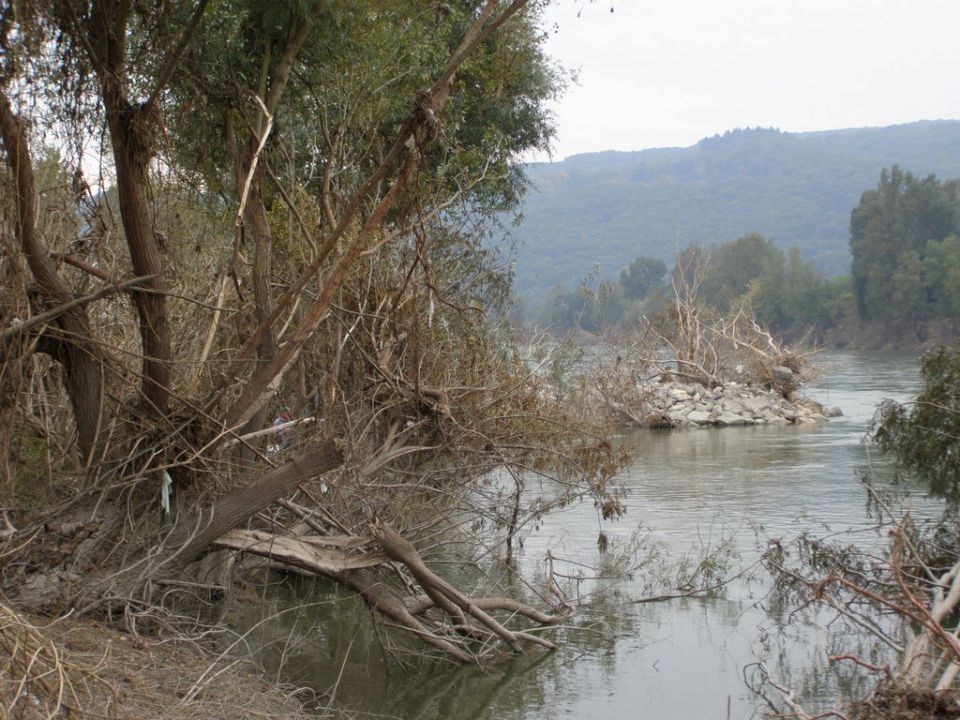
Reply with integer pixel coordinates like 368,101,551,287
923,236,960,316
699,233,780,310
873,346,960,497
532,232,854,337
168,0,561,221
537,280,626,333
850,166,960,322
751,247,853,332
619,255,666,300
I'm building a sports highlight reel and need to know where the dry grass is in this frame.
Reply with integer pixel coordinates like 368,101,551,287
0,601,319,720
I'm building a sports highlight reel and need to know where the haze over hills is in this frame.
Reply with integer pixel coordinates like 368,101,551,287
507,120,960,300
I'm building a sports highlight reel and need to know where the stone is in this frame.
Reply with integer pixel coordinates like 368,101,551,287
795,397,824,414
720,398,746,415
771,365,794,385
687,410,711,425
715,412,751,426
741,396,770,417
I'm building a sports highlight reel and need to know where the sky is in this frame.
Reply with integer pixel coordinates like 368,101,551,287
535,0,960,160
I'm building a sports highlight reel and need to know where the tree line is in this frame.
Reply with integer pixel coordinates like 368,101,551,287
534,164,960,346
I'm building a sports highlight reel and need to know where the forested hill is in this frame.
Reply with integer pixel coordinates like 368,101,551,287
509,120,960,299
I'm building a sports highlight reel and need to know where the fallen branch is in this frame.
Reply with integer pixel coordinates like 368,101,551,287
1,274,157,340
211,528,385,575
208,519,561,661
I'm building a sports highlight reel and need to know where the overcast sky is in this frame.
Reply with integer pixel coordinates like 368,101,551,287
535,0,960,160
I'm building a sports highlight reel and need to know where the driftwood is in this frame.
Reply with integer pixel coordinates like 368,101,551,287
212,518,564,662
369,518,557,653
211,528,385,575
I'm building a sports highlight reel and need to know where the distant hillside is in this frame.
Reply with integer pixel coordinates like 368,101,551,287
506,120,960,299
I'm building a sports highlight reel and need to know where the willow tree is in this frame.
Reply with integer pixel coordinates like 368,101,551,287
0,0,623,661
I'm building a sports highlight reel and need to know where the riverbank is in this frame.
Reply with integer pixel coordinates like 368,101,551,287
0,602,318,719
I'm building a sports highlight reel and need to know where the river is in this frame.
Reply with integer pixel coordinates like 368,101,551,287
252,350,936,719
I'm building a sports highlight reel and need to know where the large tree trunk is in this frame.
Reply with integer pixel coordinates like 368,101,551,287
0,92,107,466
78,0,172,416
101,95,172,416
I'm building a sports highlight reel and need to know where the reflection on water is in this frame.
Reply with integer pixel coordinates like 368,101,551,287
252,351,937,719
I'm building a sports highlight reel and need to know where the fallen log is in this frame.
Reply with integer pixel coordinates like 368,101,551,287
210,520,562,661
211,528,385,575
162,439,343,569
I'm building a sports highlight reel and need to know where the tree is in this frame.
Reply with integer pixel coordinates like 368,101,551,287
890,249,929,339
922,235,960,317
750,247,851,335
850,166,960,321
538,280,626,333
1,0,624,664
699,232,782,310
873,346,960,497
619,255,666,300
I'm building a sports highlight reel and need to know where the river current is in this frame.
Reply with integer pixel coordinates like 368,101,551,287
254,351,934,719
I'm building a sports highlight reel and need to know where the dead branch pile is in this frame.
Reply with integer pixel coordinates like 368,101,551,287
848,683,960,720
630,244,817,397
0,602,77,719
757,488,960,717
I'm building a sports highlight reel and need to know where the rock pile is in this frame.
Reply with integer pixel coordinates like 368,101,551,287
634,381,842,429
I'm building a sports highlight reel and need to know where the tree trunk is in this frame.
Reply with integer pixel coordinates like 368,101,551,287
161,439,343,569
237,145,279,448
0,92,107,465
75,0,172,416
102,97,172,416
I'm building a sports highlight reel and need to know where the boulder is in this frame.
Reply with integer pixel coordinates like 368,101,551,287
715,412,751,426
687,410,712,425
720,398,746,416
741,396,771,418
771,365,794,385
795,397,824,414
